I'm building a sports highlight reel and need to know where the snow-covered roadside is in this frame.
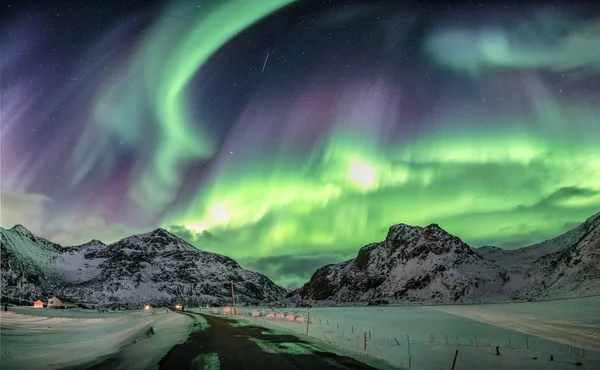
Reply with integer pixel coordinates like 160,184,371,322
11,306,135,319
0,308,195,370
99,311,197,370
220,297,600,370
435,296,600,352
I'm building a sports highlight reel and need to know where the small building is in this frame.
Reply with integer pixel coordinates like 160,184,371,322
33,300,44,308
47,296,76,309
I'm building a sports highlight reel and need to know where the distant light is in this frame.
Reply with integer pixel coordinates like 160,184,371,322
145,305,151,310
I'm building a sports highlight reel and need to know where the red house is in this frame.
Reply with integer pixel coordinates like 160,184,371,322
34,300,43,308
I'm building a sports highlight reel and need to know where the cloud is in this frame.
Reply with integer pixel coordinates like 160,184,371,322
0,189,50,235
0,188,147,246
239,252,355,288
46,216,147,246
168,224,358,287
536,186,600,207
167,224,218,246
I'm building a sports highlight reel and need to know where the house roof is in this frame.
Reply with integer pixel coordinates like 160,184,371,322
50,296,76,303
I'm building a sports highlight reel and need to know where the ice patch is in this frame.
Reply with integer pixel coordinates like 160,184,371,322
191,353,220,370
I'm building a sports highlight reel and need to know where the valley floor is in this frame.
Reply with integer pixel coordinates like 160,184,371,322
230,296,600,370
1,297,599,370
0,307,389,370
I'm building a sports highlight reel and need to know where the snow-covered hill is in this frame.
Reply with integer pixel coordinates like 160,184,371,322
480,212,600,300
290,223,510,305
288,212,600,305
1,227,286,308
4,212,599,308
1,225,65,304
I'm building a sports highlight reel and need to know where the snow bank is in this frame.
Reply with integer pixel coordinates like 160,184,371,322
230,297,600,370
99,311,195,369
0,307,194,369
436,296,600,352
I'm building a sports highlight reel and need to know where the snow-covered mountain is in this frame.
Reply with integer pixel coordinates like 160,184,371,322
289,223,510,305
1,226,286,308
478,212,600,300
288,212,600,305
1,225,65,304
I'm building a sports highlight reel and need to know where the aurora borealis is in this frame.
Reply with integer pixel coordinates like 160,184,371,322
2,0,600,287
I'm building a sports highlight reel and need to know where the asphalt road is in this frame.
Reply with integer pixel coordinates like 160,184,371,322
78,311,384,370
158,312,380,370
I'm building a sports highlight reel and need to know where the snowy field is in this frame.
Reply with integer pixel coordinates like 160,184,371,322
2,298,598,370
222,296,600,370
0,307,195,370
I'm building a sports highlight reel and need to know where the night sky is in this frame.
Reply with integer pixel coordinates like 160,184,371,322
2,0,600,287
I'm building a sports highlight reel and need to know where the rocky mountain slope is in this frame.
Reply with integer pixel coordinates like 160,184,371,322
1,226,286,308
0,225,65,304
289,212,600,305
479,212,600,300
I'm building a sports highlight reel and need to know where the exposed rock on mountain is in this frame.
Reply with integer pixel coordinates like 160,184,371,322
478,212,600,300
291,223,510,305
3,212,598,308
1,227,286,308
289,212,600,305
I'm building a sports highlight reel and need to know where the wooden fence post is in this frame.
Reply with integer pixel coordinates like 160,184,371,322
364,332,367,351
407,335,412,369
451,349,459,370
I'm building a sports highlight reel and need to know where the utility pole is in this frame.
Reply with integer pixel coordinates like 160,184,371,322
231,280,236,314
306,289,312,336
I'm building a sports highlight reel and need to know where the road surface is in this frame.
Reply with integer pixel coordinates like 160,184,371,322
80,311,385,370
158,312,380,369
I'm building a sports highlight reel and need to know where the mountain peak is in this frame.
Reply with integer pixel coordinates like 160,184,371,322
115,227,195,253
127,227,178,240
425,223,443,230
383,221,473,259
148,227,179,239
81,239,105,247
10,224,33,235
1,223,286,309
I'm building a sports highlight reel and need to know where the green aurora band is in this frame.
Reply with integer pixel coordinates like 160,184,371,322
92,0,297,212
166,12,600,286
172,101,600,262
86,3,600,286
